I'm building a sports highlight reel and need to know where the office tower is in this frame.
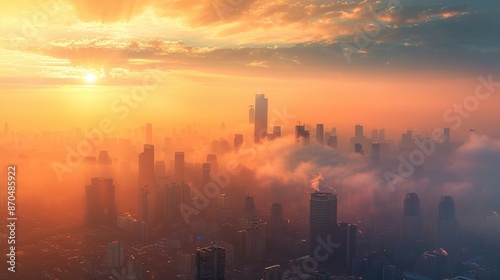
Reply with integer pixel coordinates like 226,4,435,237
138,187,155,226
331,127,337,136
195,243,226,280
175,152,185,183
207,154,218,174
154,160,166,178
98,151,111,165
249,105,255,124
162,182,191,225
138,144,155,189
146,123,152,144
85,177,116,226
106,241,124,268
295,124,310,143
263,264,281,280
400,130,413,151
334,223,357,273
316,124,325,144
437,196,457,249
202,163,211,188
243,195,259,224
326,135,338,149
372,142,380,164
354,143,363,154
269,203,286,251
219,139,230,154
246,220,266,262
379,129,386,143
273,126,281,138
372,129,379,142
414,248,453,279
355,124,363,141
310,192,337,262
234,134,243,150
402,193,422,245
254,94,268,143
443,127,450,144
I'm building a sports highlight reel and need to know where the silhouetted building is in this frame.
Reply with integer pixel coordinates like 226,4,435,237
326,135,338,149
175,152,185,183
202,163,211,188
371,142,380,164
85,177,116,226
273,126,281,139
249,105,255,124
355,143,364,155
414,248,453,279
334,223,357,274
310,192,337,265
296,124,310,144
254,94,268,143
138,144,155,189
437,196,457,249
154,160,166,178
243,195,259,225
196,243,226,280
207,154,218,174
316,124,325,144
98,151,111,165
246,220,266,262
106,241,124,268
263,264,281,280
402,193,422,245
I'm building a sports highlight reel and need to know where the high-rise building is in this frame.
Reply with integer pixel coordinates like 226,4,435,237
354,143,363,154
263,264,281,280
154,160,166,178
295,124,310,144
437,196,457,249
243,195,259,224
106,241,124,268
414,248,453,279
326,135,337,149
310,192,337,263
98,151,111,165
254,94,268,143
249,105,255,124
146,123,152,144
379,129,386,143
372,142,380,164
195,243,226,280
355,124,363,141
161,182,191,225
175,152,185,183
202,163,211,188
334,223,357,273
138,144,155,189
234,134,243,150
85,177,116,226
207,154,218,174
372,129,379,142
316,124,325,144
246,220,266,262
401,193,422,245
269,203,286,252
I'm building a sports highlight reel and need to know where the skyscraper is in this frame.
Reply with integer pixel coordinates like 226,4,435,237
243,195,259,224
310,192,337,262
234,134,243,150
175,152,185,183
254,94,268,143
295,124,310,144
106,241,124,268
202,163,211,188
246,220,266,262
437,196,457,249
138,144,155,189
85,177,116,226
272,126,281,138
249,105,255,124
355,124,363,141
334,223,357,273
195,243,226,280
207,154,218,174
402,193,422,245
316,124,325,145
146,123,152,144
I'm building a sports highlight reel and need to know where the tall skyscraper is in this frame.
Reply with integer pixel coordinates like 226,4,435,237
106,241,124,268
437,196,457,249
372,142,380,164
195,243,226,280
146,123,152,144
334,223,357,274
154,160,166,178
254,94,268,143
310,192,337,262
249,105,255,124
175,152,185,183
355,124,363,141
98,151,111,165
243,195,259,224
138,144,155,189
316,124,325,145
207,154,218,174
202,163,211,188
401,193,422,245
246,220,266,262
379,129,386,143
295,124,310,144
85,177,116,226
272,126,281,138
326,135,337,149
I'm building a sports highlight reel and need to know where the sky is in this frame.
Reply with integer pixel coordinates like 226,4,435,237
1,0,500,140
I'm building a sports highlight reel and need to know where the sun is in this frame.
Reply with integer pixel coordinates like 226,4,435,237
85,73,97,83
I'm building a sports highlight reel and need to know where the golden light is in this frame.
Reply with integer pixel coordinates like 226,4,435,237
85,73,97,83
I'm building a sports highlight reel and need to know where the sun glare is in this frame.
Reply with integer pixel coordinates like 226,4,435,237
85,73,97,83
